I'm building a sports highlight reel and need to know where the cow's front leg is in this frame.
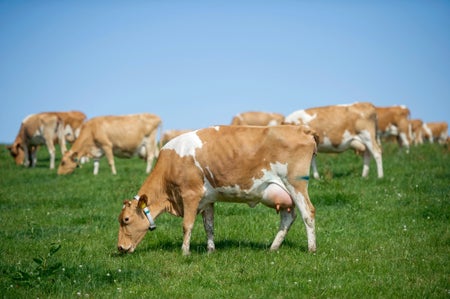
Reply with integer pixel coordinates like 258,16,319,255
270,208,296,251
311,155,320,179
201,204,215,253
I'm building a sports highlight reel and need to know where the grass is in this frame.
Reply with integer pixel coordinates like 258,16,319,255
0,142,448,298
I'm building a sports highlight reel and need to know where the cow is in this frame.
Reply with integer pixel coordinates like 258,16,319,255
284,102,383,179
231,111,285,126
375,105,411,152
7,111,86,169
409,119,424,145
422,122,448,144
57,113,161,175
117,125,318,255
160,129,192,147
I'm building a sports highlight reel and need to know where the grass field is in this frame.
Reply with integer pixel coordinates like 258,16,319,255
0,142,449,298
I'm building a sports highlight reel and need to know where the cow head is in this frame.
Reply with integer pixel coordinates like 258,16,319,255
57,151,79,175
117,195,152,253
7,143,25,165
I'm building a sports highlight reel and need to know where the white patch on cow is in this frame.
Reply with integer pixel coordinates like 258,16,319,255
336,102,355,107
198,161,290,211
318,130,354,152
422,124,432,140
213,126,220,131
267,119,278,126
163,130,203,158
285,110,316,125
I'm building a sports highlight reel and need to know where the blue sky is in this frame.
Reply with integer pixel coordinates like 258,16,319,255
1,0,449,143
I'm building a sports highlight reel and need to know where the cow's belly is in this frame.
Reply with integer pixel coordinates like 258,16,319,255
318,136,353,153
112,137,149,158
198,180,293,211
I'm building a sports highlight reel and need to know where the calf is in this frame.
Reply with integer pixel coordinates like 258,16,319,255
58,113,161,175
284,102,383,179
117,125,317,255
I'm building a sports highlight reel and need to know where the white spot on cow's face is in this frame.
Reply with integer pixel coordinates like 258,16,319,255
163,131,203,157
213,126,220,131
285,110,316,125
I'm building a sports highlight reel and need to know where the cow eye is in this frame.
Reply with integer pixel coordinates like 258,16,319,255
124,217,129,223
61,161,65,166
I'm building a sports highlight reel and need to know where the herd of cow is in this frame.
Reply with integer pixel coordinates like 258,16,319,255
7,102,448,255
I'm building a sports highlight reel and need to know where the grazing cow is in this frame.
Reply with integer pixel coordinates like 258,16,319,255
284,102,383,179
422,122,448,144
409,119,424,145
375,106,411,151
160,129,192,147
8,111,86,169
231,111,285,126
58,113,161,175
117,125,318,255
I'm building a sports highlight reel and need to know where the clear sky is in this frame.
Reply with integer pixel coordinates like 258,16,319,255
1,0,449,143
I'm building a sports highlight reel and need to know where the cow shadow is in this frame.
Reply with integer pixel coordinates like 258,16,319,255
112,239,306,256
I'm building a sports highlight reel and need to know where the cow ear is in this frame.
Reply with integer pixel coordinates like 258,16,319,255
138,194,148,209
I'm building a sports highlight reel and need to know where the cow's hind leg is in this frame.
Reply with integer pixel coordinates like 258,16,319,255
201,203,215,253
270,208,296,251
288,183,316,252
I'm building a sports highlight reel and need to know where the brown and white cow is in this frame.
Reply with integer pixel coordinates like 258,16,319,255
409,119,424,145
58,113,161,175
284,102,383,179
117,125,317,255
375,105,411,151
231,111,285,126
422,122,448,144
8,111,86,169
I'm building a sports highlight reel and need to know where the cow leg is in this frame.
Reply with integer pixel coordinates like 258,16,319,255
23,145,30,167
270,208,296,251
45,141,56,169
103,146,117,175
201,203,215,253
362,150,371,177
181,216,195,256
311,155,320,179
93,160,100,175
289,183,316,252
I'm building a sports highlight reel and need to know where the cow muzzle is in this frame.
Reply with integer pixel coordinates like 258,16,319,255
118,244,135,253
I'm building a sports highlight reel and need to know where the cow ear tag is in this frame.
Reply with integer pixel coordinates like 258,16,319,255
139,200,146,209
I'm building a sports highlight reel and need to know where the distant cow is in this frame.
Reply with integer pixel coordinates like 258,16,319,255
375,106,411,151
422,122,448,144
284,102,383,179
8,111,86,169
409,119,424,145
231,111,285,126
160,129,192,147
58,113,161,175
117,125,318,255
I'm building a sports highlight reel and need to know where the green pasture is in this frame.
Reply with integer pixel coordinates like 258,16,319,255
0,143,448,298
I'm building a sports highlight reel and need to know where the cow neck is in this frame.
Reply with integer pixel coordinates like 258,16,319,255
134,195,156,231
